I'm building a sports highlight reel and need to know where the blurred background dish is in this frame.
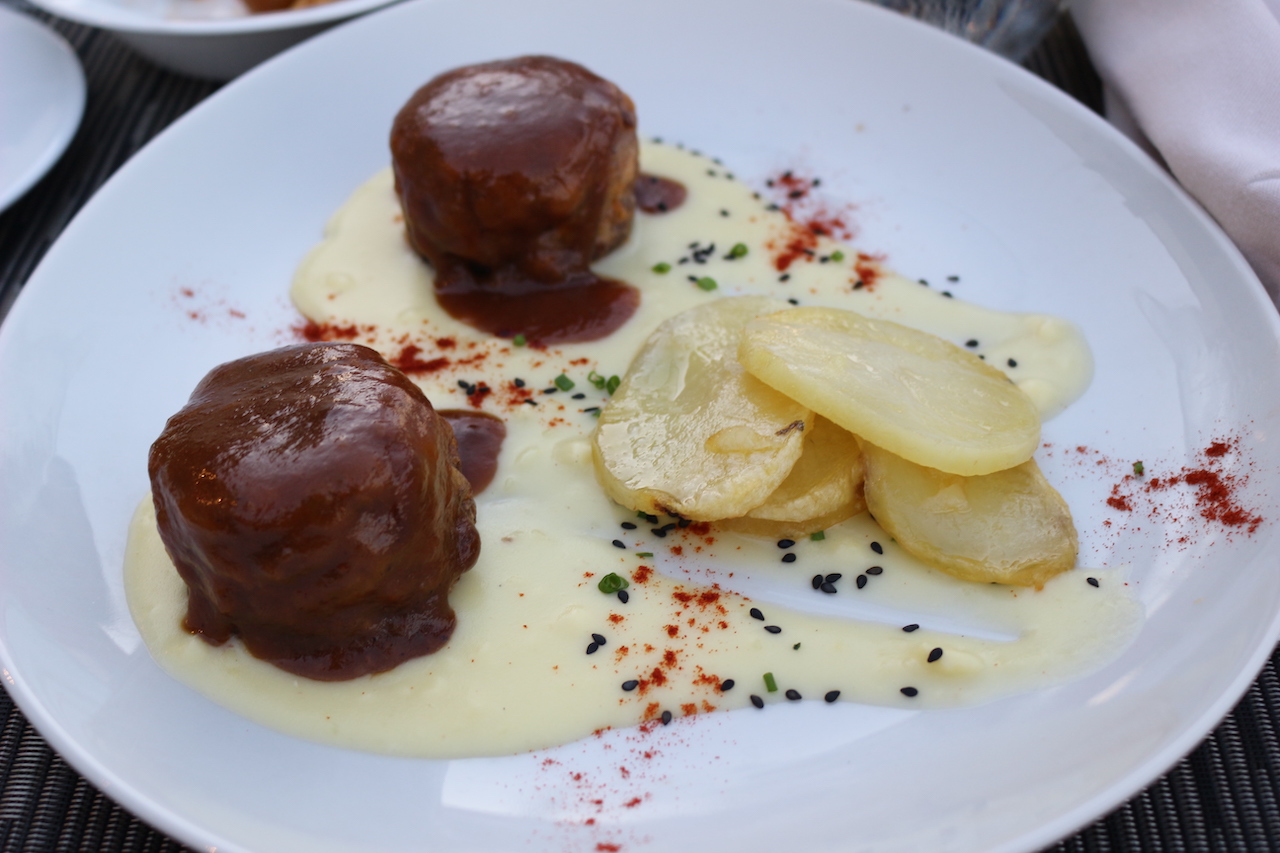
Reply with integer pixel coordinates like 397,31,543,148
25,0,402,79
0,4,84,212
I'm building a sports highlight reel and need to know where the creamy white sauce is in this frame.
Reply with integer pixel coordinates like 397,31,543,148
125,142,1136,759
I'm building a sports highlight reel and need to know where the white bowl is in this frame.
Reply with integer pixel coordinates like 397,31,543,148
27,0,402,79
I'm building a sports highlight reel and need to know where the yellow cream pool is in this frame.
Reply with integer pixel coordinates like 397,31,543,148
124,142,1138,758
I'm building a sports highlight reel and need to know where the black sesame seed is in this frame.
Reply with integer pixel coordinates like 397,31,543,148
870,541,883,554
572,392,586,399
677,518,692,528
901,687,919,697
749,607,765,621
785,689,802,701
853,280,864,289
721,679,735,691
523,399,538,406
781,553,797,564
947,275,960,282
979,354,985,359
764,625,782,634
811,574,823,590
617,590,629,604
965,339,979,348
927,648,943,663
622,680,639,691
903,624,920,633
779,274,791,282
581,406,600,414
820,582,837,594
513,378,526,387
856,574,867,589
621,522,637,530
866,566,883,576
1088,577,1100,588
777,539,795,549
660,522,678,532
824,690,840,703
612,539,626,549
750,695,765,709
661,710,673,725
542,387,557,394
586,642,599,655
942,291,953,298
720,209,730,217
824,573,842,584
651,528,667,538
1007,358,1018,368
788,298,799,305
592,633,606,645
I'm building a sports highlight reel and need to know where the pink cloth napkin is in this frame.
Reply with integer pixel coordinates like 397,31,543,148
1073,0,1280,304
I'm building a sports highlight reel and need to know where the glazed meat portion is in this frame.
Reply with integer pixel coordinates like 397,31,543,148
390,55,641,343
148,342,479,681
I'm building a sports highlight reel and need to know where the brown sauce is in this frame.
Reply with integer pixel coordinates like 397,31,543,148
148,343,479,681
440,410,507,494
390,56,642,344
635,173,687,214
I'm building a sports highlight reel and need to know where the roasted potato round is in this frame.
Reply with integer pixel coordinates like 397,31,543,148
860,440,1077,587
592,296,813,520
739,306,1041,476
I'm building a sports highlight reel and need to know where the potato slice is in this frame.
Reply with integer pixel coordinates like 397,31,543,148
739,306,1040,476
860,441,1077,587
721,416,866,538
592,296,813,520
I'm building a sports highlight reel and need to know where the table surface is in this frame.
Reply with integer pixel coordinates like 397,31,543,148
2,4,1280,852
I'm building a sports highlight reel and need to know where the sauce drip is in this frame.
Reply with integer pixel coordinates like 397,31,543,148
441,410,507,494
634,174,687,214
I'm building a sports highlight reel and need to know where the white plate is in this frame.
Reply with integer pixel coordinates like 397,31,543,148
3,1,1280,851
0,5,84,212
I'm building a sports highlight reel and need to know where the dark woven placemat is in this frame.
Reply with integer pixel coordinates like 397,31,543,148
0,5,1276,851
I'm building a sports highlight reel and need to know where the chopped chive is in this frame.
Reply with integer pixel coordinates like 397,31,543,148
554,374,574,392
763,672,778,693
810,530,825,541
1133,461,1145,476
792,642,801,650
695,276,718,291
636,552,653,558
588,371,607,389
512,334,527,347
652,261,671,274
598,572,630,594
830,250,845,262
728,242,749,259
605,375,621,395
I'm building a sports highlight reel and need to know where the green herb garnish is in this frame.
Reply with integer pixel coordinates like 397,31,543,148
636,552,653,558
695,276,718,291
598,572,630,594
652,261,672,274
792,643,801,650
728,242,749,259
1133,461,1145,476
605,375,621,395
810,531,826,541
588,371,607,389
763,672,778,693
512,334,527,347
830,250,846,262
554,374,575,392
